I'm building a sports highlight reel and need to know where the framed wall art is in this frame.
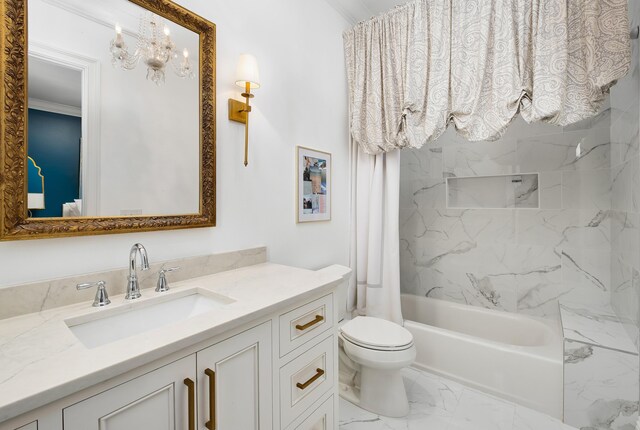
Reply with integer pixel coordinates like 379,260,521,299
297,146,331,223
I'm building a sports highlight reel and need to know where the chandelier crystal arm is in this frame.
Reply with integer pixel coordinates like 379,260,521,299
110,13,195,85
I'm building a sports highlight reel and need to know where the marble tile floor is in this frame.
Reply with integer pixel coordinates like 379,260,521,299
339,367,577,430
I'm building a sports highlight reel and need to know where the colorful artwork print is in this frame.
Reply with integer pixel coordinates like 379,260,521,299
297,147,331,222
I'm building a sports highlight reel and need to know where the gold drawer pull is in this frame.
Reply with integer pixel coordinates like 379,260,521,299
184,378,195,430
295,315,324,331
205,368,216,430
296,368,325,390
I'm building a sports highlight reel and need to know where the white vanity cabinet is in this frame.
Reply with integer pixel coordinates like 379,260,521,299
63,355,196,430
62,322,272,430
276,294,337,430
292,396,334,430
279,335,335,428
196,322,272,430
2,291,339,430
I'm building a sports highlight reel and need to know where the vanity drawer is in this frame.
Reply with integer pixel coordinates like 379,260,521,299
280,335,334,428
292,396,334,430
280,294,334,357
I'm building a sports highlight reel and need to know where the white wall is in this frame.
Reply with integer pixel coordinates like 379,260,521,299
0,0,352,287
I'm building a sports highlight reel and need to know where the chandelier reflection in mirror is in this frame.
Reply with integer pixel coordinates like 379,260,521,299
110,13,195,85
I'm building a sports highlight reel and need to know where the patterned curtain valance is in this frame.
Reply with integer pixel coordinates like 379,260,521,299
344,0,631,155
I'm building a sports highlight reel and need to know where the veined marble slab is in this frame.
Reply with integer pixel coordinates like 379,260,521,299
610,254,640,349
517,120,610,173
0,247,267,320
339,367,578,430
564,339,639,430
560,302,638,354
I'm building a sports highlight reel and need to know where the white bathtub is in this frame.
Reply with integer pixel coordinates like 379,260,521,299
401,294,563,419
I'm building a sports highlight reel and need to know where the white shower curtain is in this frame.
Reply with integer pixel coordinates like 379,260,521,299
348,141,403,325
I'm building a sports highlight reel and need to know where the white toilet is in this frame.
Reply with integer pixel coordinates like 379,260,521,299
334,272,416,418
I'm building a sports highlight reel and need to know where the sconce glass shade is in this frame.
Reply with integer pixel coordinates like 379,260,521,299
235,54,260,89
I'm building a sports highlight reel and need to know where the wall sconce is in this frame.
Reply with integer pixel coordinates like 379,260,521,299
228,54,260,166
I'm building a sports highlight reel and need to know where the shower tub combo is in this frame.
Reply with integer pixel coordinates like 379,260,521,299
401,294,563,419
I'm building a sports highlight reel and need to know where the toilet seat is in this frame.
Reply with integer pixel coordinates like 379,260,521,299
340,316,414,351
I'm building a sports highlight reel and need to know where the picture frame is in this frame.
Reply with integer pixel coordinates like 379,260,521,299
297,146,331,223
0,0,217,240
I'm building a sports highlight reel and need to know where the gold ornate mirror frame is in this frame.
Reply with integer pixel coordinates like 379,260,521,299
0,0,216,241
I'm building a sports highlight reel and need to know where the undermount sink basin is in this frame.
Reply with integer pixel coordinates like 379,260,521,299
66,290,234,349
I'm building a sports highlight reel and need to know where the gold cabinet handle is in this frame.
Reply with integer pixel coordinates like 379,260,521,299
295,315,324,331
184,378,195,430
296,368,325,390
205,368,216,430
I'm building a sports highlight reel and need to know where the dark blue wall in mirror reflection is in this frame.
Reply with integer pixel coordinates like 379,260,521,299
27,108,81,218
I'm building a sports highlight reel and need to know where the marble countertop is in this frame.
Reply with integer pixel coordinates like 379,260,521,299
559,302,638,354
0,263,349,423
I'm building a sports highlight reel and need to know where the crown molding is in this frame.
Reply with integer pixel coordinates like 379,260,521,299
28,98,82,117
40,0,139,37
323,0,374,25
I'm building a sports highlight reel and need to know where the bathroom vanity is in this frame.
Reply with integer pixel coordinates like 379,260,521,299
0,263,350,430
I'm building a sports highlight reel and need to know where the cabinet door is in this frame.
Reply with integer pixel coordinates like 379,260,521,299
294,396,334,430
197,322,272,430
63,355,196,430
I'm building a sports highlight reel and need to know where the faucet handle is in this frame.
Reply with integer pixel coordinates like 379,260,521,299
160,266,180,275
77,281,111,307
156,267,180,292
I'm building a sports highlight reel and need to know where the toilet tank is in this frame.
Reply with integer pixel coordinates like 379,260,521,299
316,265,352,321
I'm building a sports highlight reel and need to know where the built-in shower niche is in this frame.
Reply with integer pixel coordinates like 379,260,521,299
446,173,539,209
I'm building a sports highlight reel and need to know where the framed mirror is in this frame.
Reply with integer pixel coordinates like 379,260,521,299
0,0,216,240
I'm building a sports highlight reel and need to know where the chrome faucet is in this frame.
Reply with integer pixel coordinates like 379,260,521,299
126,243,150,300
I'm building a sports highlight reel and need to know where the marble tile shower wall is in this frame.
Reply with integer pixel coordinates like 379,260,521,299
399,109,613,321
610,0,640,349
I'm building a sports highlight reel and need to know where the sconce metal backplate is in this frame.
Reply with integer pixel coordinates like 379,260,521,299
228,99,247,124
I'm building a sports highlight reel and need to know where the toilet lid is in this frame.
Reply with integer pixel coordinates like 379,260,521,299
340,316,413,350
